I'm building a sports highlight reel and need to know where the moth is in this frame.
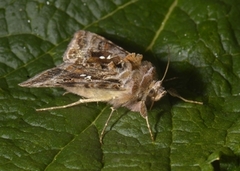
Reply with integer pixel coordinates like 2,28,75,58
19,30,202,143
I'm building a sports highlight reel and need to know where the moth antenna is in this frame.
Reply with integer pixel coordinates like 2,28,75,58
163,76,179,82
160,55,170,82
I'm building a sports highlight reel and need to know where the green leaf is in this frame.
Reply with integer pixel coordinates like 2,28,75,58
1,0,240,170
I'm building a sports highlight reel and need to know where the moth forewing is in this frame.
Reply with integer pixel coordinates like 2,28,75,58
63,30,129,64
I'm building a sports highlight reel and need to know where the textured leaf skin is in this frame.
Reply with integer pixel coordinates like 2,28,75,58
0,0,240,170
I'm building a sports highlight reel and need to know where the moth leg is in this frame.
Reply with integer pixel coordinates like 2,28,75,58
62,91,71,96
167,88,203,105
100,107,115,144
139,101,154,141
36,98,109,111
145,115,154,141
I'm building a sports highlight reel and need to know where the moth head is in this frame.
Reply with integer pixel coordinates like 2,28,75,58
149,81,167,101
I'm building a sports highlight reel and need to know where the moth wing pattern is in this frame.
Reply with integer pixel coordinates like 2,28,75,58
18,62,125,90
19,31,144,94
63,30,129,64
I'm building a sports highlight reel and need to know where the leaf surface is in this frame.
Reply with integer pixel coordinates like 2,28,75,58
0,0,240,170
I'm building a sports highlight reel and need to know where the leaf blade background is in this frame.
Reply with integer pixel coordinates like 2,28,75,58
0,0,240,170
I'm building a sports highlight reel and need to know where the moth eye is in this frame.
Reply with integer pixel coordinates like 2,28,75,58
149,89,155,96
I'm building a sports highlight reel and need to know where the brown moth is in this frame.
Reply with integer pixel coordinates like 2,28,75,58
19,30,202,143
